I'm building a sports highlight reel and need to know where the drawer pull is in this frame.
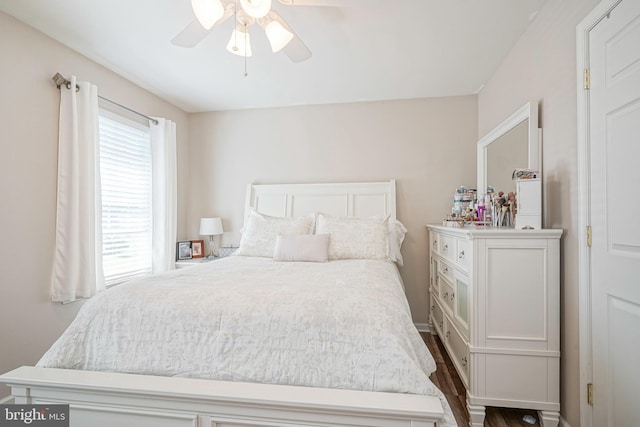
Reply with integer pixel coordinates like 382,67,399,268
458,250,465,259
444,292,449,300
450,292,455,301
433,241,437,248
443,267,449,274
462,356,468,367
443,244,449,252
431,305,435,311
439,321,443,329
446,330,451,338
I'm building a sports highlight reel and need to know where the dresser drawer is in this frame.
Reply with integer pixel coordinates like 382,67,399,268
439,276,455,314
430,293,444,334
430,232,439,254
439,234,456,262
455,238,471,271
429,256,439,294
445,318,469,388
438,258,455,283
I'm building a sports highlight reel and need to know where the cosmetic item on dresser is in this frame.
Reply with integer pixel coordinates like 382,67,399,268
445,186,480,227
452,186,475,219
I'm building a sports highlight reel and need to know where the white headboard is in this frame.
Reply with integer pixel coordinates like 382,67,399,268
244,181,396,222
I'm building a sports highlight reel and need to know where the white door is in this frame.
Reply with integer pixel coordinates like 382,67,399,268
589,0,640,425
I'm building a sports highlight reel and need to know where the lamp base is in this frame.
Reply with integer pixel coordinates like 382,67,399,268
208,235,216,258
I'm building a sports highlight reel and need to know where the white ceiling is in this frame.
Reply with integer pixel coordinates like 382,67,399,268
0,0,546,112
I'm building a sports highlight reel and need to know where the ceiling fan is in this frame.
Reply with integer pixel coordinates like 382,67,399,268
172,0,343,63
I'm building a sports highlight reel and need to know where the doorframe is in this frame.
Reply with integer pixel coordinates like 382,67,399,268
576,1,623,426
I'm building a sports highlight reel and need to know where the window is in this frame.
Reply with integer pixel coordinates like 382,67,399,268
98,110,152,286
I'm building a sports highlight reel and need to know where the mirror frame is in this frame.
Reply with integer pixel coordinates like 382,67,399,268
477,101,540,193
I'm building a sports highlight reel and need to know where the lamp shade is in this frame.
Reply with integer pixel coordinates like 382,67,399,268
227,28,252,57
265,20,294,52
199,218,224,236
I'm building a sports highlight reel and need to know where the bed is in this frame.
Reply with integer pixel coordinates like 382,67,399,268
0,181,454,427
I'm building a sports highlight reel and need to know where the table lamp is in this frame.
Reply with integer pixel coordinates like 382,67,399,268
199,217,224,258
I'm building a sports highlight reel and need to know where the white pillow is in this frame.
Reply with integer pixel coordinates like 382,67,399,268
388,219,408,266
273,234,330,262
315,214,390,261
236,209,316,258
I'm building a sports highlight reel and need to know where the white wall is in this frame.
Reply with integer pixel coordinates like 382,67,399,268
188,96,478,323
478,0,600,425
0,11,189,394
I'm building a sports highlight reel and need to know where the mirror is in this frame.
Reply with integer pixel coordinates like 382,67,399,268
477,101,540,194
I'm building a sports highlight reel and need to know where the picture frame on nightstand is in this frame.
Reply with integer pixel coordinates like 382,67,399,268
190,240,204,258
176,241,192,260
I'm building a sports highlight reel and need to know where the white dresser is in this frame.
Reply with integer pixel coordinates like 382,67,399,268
426,225,563,427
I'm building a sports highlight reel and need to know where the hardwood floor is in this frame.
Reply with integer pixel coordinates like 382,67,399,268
421,332,543,427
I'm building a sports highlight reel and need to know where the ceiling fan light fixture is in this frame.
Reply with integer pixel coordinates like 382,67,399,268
239,0,272,19
226,28,253,57
265,20,294,52
191,0,225,29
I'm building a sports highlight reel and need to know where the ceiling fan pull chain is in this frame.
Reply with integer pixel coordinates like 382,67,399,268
231,0,239,53
244,22,249,77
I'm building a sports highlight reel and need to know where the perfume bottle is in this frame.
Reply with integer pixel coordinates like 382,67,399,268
477,205,486,222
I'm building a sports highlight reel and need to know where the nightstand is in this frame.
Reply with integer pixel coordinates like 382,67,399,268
175,257,218,269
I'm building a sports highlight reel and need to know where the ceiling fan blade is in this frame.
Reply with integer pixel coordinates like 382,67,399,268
268,12,312,62
171,20,211,47
282,34,312,62
171,6,234,48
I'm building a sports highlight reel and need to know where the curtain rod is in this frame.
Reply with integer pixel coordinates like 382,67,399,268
52,73,159,125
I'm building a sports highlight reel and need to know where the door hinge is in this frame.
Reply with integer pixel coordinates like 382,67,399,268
586,226,592,247
584,68,591,90
587,383,594,405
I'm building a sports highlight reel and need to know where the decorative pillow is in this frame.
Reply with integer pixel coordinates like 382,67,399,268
388,219,408,266
236,209,316,258
273,234,330,262
315,214,390,261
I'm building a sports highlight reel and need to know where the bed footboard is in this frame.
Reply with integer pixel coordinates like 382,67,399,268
1,367,444,427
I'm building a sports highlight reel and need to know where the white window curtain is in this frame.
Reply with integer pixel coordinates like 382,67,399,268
151,118,177,273
51,76,105,303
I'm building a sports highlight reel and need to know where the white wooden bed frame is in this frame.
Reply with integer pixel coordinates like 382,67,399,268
0,180,445,427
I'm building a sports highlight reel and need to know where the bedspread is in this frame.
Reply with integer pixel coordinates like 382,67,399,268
38,257,456,426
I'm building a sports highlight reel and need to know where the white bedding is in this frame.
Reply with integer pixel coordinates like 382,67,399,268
38,256,456,426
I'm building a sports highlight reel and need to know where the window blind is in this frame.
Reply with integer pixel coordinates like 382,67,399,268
98,110,152,286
